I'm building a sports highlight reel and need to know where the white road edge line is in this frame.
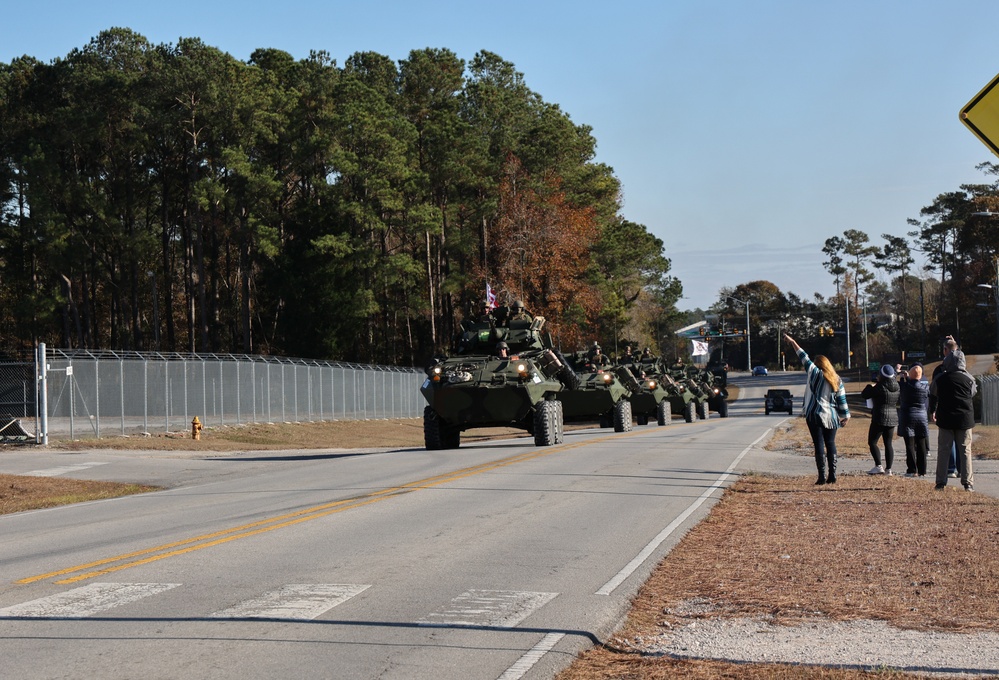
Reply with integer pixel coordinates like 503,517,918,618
496,632,565,680
595,429,772,596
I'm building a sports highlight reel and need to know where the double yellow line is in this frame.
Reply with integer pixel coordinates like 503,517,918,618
19,433,624,585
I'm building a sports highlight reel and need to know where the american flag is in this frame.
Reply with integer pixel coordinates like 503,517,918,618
486,283,497,309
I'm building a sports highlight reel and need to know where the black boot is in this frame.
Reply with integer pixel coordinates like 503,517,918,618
826,453,837,484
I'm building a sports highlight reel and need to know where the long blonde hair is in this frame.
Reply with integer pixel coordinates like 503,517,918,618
813,354,840,392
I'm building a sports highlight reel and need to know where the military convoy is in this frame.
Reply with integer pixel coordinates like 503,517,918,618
420,302,730,449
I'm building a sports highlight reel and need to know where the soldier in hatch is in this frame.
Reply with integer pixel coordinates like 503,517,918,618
509,300,532,323
496,341,510,359
587,342,611,368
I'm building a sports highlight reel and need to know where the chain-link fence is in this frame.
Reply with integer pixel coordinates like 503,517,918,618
979,374,999,426
1,346,426,443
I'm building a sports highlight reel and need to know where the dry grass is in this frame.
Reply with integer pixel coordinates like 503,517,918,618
559,473,999,679
40,418,533,452
0,474,157,514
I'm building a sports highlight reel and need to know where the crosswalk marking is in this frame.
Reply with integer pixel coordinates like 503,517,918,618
0,582,180,618
209,584,370,620
22,462,109,477
417,589,558,628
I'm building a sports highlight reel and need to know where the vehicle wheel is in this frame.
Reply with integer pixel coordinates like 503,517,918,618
636,413,649,426
657,400,672,426
534,400,560,446
696,400,708,420
717,400,729,418
613,399,633,432
424,406,455,450
554,400,565,444
683,400,695,423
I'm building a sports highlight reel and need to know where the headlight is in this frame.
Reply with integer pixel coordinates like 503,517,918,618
516,363,529,379
648,380,657,389
602,373,613,383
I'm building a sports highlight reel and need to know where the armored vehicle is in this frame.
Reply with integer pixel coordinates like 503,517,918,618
420,307,578,449
557,352,640,432
627,357,694,425
668,365,714,420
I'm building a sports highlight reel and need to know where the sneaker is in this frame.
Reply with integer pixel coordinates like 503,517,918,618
965,484,974,492
867,465,885,475
934,484,947,490
885,470,893,476
948,472,959,478
904,472,917,478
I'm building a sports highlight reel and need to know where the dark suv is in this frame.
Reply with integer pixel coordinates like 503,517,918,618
765,389,793,415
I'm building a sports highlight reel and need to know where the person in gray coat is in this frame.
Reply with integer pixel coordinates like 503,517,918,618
862,364,900,475
929,350,977,491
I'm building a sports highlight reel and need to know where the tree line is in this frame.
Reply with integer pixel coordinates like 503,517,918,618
700,162,999,370
0,28,681,364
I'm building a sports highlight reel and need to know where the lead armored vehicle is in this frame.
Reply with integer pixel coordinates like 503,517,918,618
420,306,577,449
556,351,640,432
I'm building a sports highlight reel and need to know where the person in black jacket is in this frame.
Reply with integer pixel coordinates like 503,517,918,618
862,364,900,475
898,364,930,477
929,350,977,491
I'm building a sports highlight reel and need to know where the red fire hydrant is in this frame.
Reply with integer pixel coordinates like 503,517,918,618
192,416,203,441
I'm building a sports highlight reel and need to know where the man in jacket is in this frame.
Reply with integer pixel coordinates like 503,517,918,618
930,350,977,491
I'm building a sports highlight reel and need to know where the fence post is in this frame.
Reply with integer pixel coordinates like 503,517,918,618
37,343,48,446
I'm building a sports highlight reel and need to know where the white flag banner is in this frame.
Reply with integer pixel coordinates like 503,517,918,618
691,340,709,356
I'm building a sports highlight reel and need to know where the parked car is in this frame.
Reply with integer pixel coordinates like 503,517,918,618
752,366,768,376
765,389,793,415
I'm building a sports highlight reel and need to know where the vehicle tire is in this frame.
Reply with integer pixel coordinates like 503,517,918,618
717,400,729,418
424,406,446,450
636,413,649,426
613,399,633,432
657,400,672,426
534,400,560,446
683,400,695,423
696,400,708,420
554,400,565,444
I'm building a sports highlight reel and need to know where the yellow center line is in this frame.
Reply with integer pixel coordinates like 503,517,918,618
19,429,643,585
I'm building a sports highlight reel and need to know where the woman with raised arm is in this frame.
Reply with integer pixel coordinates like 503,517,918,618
783,333,850,484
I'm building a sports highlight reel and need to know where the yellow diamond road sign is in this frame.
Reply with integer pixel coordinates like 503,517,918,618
961,72,999,157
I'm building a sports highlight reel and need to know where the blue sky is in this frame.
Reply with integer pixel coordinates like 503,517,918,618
5,1,999,311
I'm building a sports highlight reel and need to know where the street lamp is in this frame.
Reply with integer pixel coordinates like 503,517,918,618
726,295,751,370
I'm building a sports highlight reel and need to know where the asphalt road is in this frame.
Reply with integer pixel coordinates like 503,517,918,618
0,371,891,679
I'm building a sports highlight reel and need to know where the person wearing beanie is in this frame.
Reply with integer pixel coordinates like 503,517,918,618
861,363,900,475
930,349,977,491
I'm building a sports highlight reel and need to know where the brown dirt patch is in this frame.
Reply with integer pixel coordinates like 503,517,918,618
0,474,156,514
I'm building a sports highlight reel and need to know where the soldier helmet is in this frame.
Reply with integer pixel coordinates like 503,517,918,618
512,300,525,311
496,341,509,350
591,341,601,350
